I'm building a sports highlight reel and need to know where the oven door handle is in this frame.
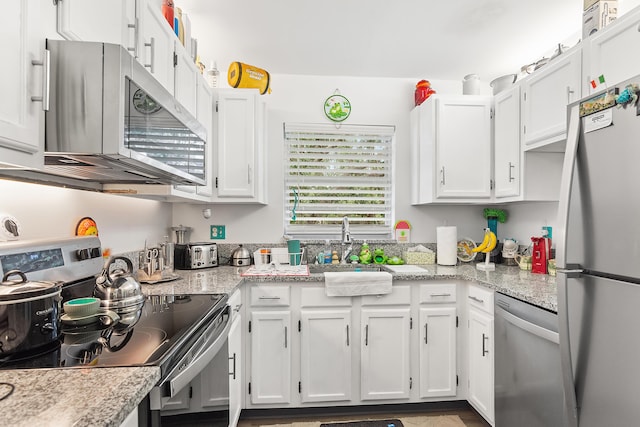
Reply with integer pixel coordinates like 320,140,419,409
163,305,231,398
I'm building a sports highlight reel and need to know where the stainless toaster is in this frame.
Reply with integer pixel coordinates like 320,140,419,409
174,243,218,270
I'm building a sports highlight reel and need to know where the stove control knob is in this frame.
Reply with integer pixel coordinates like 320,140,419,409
76,248,91,261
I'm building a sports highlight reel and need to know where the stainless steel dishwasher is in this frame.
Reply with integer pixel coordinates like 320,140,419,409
494,292,565,426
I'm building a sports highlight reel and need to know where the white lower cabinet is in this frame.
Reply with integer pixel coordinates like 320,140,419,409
467,284,495,426
243,280,492,415
360,307,411,400
299,308,352,403
248,285,292,405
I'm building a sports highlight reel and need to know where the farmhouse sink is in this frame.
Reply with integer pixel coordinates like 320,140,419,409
308,264,384,274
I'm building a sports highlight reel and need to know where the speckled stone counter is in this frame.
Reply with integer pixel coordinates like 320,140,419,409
0,366,159,427
143,263,557,312
0,262,555,427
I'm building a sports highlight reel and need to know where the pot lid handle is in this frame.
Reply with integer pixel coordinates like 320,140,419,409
1,270,28,285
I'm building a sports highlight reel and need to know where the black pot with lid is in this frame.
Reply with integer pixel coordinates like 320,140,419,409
230,245,252,266
0,270,63,357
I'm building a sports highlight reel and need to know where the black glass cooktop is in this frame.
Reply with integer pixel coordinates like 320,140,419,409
0,293,227,372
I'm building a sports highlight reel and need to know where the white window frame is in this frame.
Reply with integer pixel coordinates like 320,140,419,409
284,123,395,240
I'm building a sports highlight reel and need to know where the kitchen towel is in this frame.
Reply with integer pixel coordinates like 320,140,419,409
436,226,457,266
324,271,392,296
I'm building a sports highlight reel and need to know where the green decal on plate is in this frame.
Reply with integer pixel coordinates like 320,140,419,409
324,94,351,122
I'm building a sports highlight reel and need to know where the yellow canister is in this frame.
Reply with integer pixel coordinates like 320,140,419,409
227,62,271,94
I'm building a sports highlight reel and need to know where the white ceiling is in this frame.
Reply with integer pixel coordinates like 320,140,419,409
176,0,637,83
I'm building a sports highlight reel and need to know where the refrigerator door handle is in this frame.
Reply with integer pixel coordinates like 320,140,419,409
558,272,579,427
556,103,581,427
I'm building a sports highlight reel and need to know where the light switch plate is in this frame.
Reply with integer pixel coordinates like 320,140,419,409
210,225,225,239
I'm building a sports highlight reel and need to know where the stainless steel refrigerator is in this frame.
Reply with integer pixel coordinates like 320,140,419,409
557,76,640,427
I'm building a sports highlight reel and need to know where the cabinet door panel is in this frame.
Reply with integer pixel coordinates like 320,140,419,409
419,306,457,398
0,0,44,169
494,85,521,198
174,42,197,117
56,0,127,45
468,308,494,424
228,314,242,426
522,48,581,149
361,308,411,400
250,311,291,404
300,309,352,403
138,0,175,93
216,91,257,198
436,97,492,199
585,7,640,94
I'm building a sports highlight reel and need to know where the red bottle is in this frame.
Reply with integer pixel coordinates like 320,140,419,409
162,0,174,30
415,80,436,106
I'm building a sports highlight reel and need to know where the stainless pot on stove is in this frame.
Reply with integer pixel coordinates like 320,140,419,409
0,270,63,357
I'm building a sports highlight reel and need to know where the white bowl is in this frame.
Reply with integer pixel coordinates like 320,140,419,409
63,297,101,318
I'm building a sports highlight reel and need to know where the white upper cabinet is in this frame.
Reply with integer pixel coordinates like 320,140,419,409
137,0,176,95
174,40,198,117
0,1,47,169
56,0,131,47
212,89,267,204
493,85,521,199
584,6,640,94
410,95,492,204
521,47,581,151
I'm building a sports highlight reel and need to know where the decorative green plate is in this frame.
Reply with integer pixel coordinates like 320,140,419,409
324,94,351,122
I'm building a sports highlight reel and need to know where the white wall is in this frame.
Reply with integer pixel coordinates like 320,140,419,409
0,180,172,253
174,74,558,245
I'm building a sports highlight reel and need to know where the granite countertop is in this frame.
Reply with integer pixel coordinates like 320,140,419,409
0,367,160,427
142,263,558,312
1,262,556,427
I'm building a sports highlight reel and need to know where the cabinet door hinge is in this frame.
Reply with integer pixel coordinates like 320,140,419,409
456,375,459,387
409,377,413,390
215,101,219,112
298,381,302,393
173,52,178,67
248,320,251,333
248,382,251,394
523,124,527,134
490,108,494,119
410,317,413,329
189,386,193,399
456,316,459,328
490,179,494,190
215,177,219,188
298,320,301,332
523,92,527,102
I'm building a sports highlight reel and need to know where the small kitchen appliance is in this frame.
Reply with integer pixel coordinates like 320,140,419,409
174,242,218,270
230,244,252,266
531,236,551,274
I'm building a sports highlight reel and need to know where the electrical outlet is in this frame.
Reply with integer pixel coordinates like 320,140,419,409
210,225,225,240
542,226,553,239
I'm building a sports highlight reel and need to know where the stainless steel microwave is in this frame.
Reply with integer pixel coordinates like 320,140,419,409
43,40,207,186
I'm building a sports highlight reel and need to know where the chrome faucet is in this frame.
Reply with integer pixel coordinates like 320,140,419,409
341,216,352,263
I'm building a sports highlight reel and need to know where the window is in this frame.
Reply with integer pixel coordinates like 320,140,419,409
284,123,394,239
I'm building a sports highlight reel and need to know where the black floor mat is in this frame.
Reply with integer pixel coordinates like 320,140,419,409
320,420,403,427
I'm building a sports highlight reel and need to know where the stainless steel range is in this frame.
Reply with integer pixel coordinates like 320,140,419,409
0,236,230,426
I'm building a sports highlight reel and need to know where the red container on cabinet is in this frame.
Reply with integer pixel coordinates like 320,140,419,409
162,0,174,30
415,80,436,106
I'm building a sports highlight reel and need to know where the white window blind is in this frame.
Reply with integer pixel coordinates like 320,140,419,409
284,123,394,239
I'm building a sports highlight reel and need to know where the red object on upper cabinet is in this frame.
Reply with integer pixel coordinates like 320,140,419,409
415,80,436,106
162,0,175,30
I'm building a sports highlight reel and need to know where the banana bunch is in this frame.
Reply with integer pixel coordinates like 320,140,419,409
472,228,497,253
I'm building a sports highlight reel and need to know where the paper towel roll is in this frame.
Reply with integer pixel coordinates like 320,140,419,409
437,226,458,266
